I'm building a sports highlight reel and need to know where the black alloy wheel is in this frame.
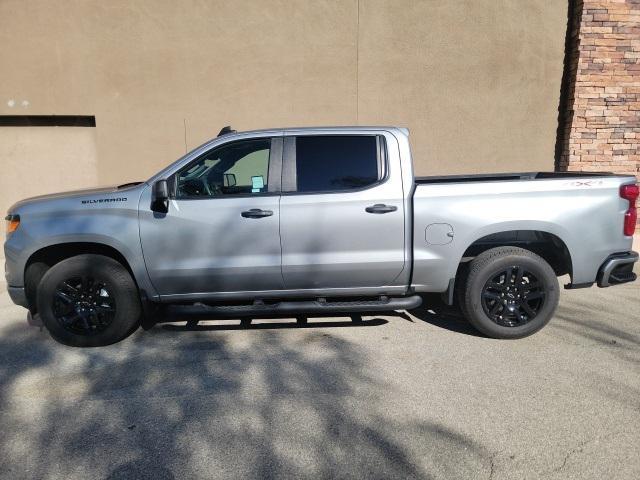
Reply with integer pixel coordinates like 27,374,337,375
37,254,141,347
480,266,545,327
459,246,560,339
52,276,117,335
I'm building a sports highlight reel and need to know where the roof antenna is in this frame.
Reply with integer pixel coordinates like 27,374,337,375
217,126,236,137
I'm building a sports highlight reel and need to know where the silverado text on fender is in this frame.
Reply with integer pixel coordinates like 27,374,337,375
4,126,639,346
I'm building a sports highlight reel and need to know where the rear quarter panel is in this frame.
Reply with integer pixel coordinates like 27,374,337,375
412,176,636,291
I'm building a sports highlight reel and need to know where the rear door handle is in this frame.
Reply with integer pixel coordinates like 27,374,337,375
241,208,274,218
365,204,397,214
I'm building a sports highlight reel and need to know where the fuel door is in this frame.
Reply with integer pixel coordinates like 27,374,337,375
425,223,454,245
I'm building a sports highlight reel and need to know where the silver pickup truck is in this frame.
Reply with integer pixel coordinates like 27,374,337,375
4,126,639,346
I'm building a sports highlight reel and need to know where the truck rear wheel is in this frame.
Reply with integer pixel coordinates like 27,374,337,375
37,254,141,347
459,247,559,339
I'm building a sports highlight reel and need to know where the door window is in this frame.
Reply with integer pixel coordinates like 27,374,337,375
295,135,382,193
176,139,271,198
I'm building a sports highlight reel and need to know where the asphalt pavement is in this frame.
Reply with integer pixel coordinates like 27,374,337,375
0,277,638,480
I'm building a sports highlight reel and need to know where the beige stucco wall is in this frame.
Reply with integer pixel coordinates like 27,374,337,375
0,127,98,258
0,0,567,190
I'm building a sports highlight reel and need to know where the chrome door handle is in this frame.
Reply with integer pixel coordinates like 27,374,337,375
241,209,273,218
365,204,397,214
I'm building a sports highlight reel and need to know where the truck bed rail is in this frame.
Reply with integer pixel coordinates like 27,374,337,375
415,171,623,185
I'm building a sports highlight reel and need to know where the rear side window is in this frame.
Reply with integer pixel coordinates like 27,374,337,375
295,135,383,193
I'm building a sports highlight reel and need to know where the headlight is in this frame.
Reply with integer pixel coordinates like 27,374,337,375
5,215,20,234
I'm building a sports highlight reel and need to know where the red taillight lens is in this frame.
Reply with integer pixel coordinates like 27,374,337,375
621,184,639,202
624,209,637,236
620,183,639,236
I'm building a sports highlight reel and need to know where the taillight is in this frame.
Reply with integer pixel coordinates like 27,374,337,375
620,183,639,236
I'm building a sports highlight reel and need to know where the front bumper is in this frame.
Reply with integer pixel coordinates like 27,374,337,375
7,286,28,308
597,251,638,287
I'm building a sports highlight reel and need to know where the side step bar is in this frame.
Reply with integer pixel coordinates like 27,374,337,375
172,295,423,318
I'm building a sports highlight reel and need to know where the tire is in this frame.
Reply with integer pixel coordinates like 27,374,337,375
459,246,559,339
37,254,141,347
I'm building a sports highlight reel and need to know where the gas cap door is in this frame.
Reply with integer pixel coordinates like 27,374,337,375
425,223,454,245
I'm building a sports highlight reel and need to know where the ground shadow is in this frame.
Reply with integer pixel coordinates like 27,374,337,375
0,313,492,479
408,294,484,337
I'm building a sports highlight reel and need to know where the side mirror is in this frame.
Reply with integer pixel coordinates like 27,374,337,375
151,179,169,213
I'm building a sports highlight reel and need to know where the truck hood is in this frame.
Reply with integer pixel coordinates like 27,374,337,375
7,182,145,213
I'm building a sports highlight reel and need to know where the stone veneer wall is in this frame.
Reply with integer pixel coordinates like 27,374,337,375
557,0,640,193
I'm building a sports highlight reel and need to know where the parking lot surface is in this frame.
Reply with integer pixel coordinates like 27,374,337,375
0,279,638,480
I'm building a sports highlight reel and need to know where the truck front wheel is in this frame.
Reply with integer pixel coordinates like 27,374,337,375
37,254,141,347
460,246,559,339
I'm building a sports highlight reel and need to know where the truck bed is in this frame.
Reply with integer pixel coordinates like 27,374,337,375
410,171,636,292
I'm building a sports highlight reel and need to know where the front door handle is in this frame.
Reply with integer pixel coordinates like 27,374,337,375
241,208,274,218
365,204,397,214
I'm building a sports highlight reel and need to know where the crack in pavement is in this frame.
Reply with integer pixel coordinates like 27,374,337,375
539,429,628,477
487,448,506,480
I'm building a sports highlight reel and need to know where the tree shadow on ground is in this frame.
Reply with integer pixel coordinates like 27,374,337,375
549,289,640,367
0,312,492,480
544,287,640,409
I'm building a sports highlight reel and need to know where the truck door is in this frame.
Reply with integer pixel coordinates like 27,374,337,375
279,133,406,291
139,137,284,297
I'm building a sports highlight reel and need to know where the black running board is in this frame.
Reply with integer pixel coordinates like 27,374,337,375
173,295,423,318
